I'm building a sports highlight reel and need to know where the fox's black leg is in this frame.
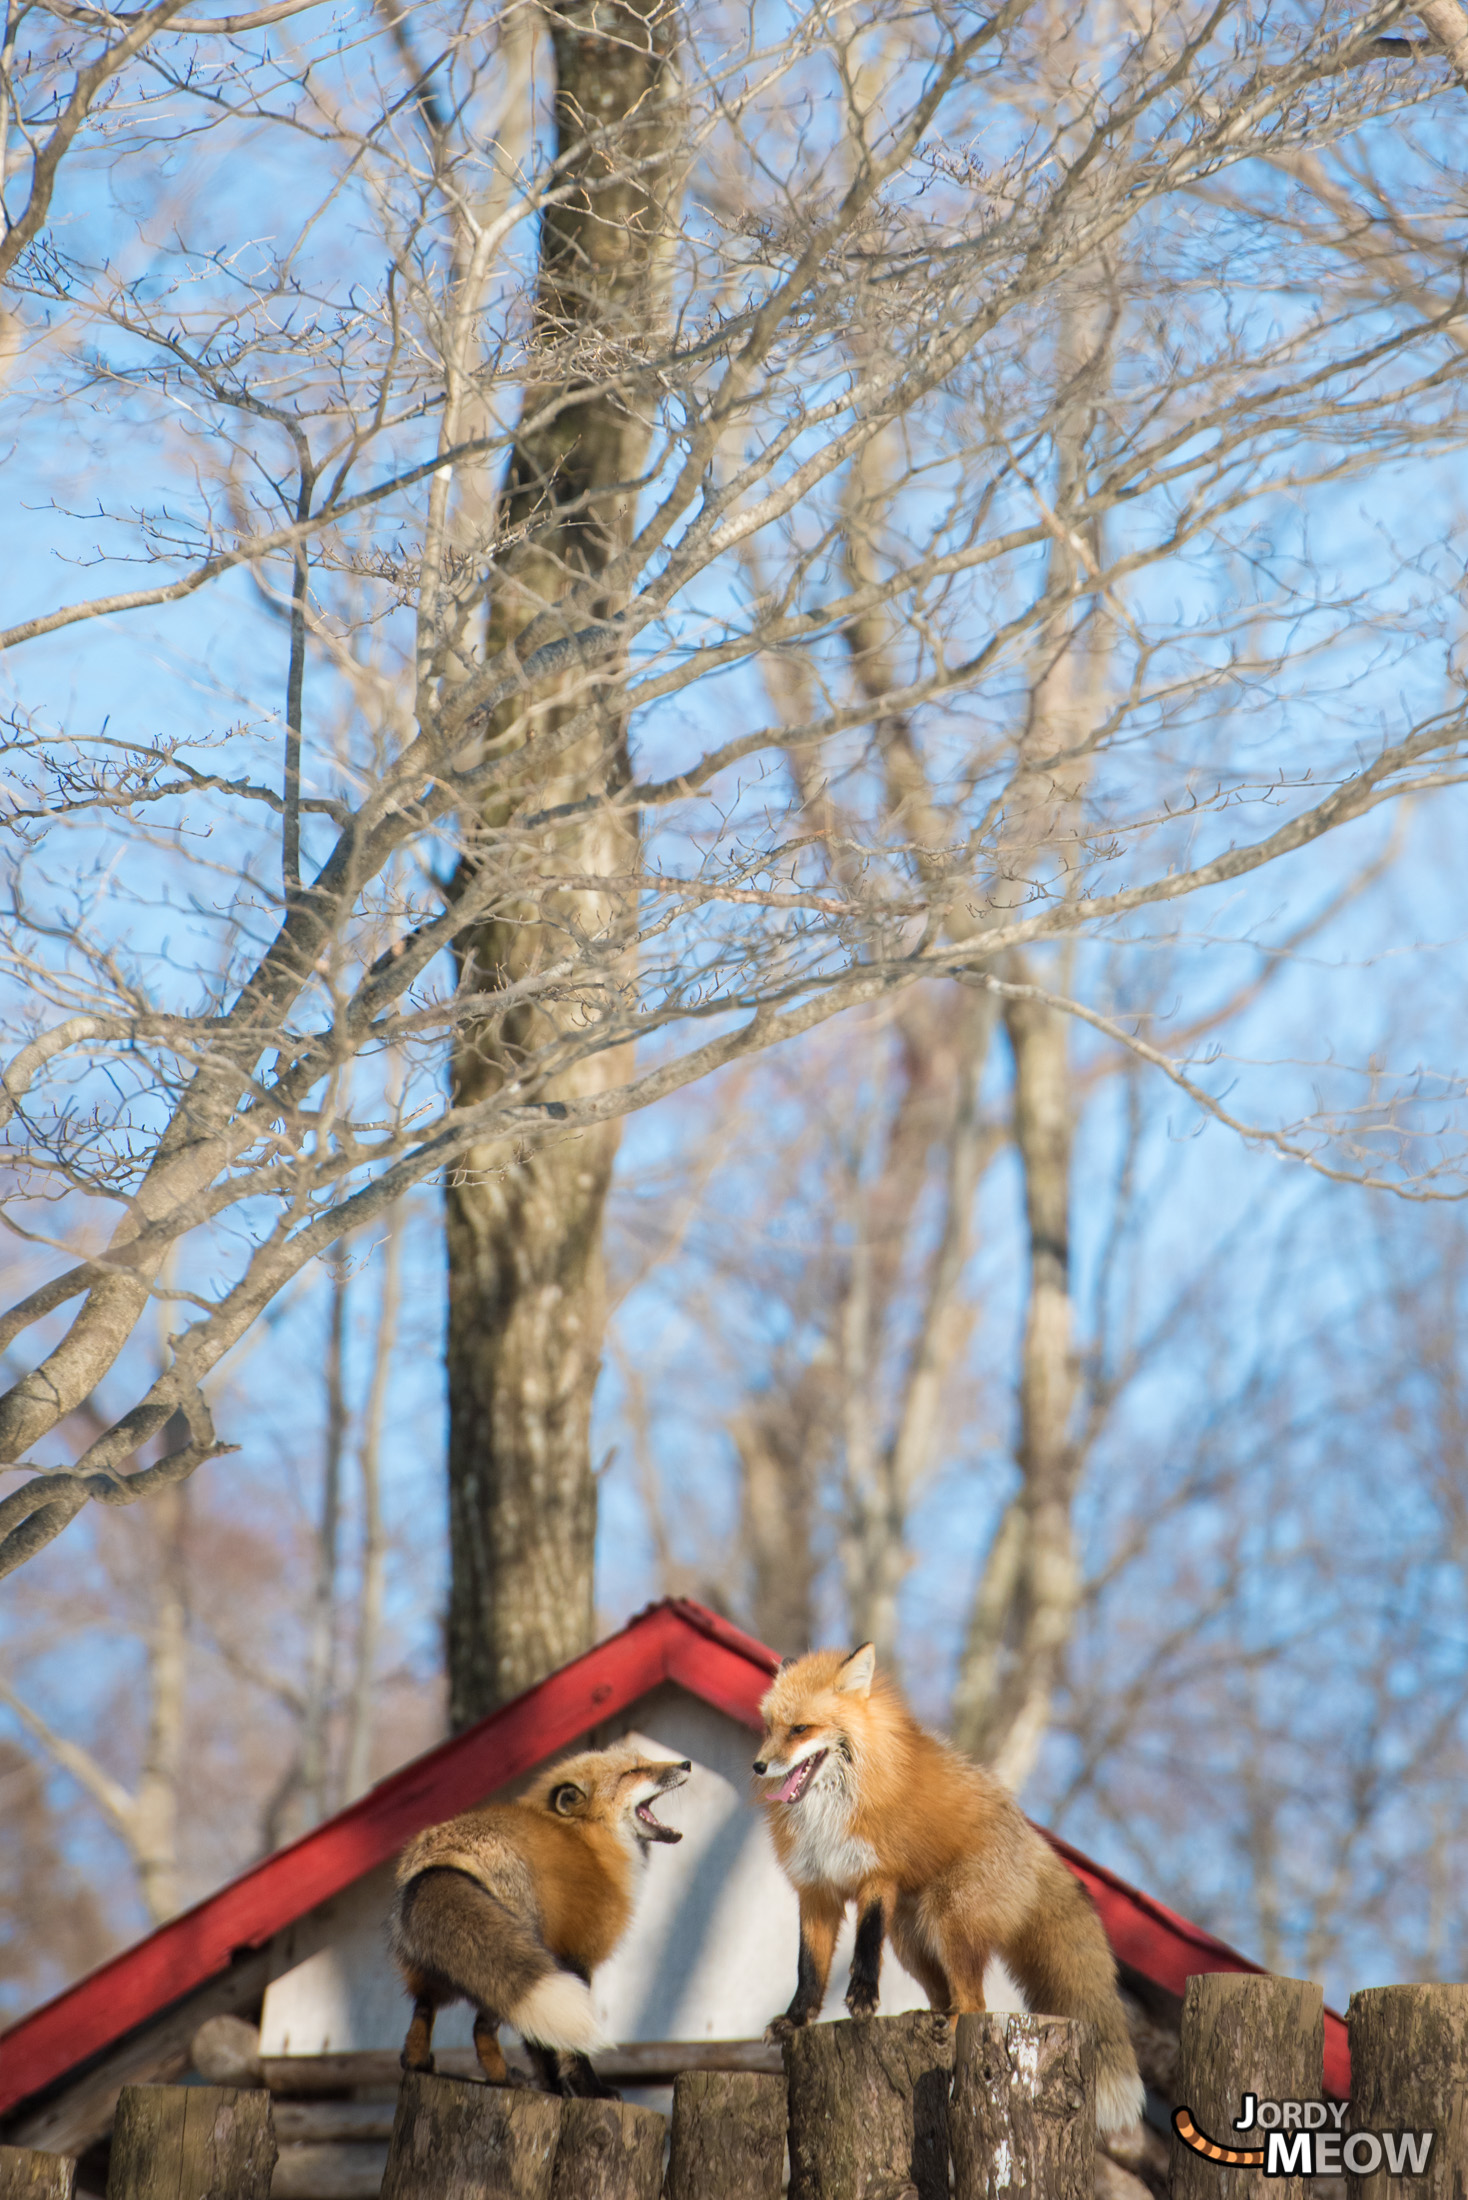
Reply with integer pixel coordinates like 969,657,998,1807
526,2044,620,2101
401,1994,436,2074
767,1887,843,2041
847,1894,888,2018
561,2051,621,2101
526,2042,560,2094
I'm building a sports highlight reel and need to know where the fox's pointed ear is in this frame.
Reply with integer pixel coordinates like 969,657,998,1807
835,1643,876,1697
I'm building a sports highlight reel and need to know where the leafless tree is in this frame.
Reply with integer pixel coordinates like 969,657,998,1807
0,1205,440,1960
4,0,1468,1779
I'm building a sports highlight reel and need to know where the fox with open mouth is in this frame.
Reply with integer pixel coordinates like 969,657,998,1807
390,1743,689,2098
754,1644,1144,2132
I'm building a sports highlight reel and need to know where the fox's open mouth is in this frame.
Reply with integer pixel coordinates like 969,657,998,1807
634,1799,683,1843
773,1750,826,1804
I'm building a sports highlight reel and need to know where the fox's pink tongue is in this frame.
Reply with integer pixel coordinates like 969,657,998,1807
775,1764,808,1803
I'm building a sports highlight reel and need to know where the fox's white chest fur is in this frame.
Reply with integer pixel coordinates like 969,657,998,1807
786,1777,877,1892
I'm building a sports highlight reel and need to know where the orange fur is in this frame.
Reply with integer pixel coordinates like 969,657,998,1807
389,1744,688,2096
754,1645,1144,2132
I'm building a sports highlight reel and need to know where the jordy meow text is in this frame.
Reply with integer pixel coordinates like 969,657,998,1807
1172,2095,1437,2177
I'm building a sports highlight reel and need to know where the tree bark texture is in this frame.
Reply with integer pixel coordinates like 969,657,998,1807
106,2086,276,2200
952,984,1078,1779
444,0,680,1727
546,2100,662,2200
380,2074,561,2200
735,1383,825,1656
785,2014,954,2200
1172,1975,1323,2200
0,2150,76,2200
134,1482,186,1921
1346,1985,1468,2200
664,2071,787,2200
950,2013,1096,2200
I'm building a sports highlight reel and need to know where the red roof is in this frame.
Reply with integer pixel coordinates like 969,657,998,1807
0,1598,1348,2116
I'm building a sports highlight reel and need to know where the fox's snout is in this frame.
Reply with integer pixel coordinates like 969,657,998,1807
628,1756,691,1844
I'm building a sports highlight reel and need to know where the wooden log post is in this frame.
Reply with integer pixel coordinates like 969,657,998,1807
0,2149,77,2200
547,2100,663,2200
1346,1985,1468,2200
950,2014,1095,2200
1173,1976,1323,2200
380,2073,562,2200
664,2071,786,2200
106,2086,276,2200
785,2014,954,2200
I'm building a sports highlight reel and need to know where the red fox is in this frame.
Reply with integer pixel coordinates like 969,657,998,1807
389,1744,689,2098
753,1644,1145,2132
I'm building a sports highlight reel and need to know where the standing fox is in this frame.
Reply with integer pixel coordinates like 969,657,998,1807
754,1644,1144,2132
389,1744,689,2097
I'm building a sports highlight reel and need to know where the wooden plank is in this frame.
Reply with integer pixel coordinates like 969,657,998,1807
380,2075,559,2200
106,2086,276,2200
1173,1975,1323,2200
548,2103,663,2200
664,2072,785,2200
273,2107,396,2145
259,2039,783,2097
950,2015,1095,2200
271,2143,386,2200
785,2014,953,2200
0,2147,76,2200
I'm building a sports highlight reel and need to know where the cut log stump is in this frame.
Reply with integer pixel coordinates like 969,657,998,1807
664,2070,786,2200
1346,1984,1468,2200
380,2074,561,2200
785,2014,953,2200
0,2148,77,2200
1173,1975,1322,2200
547,2100,662,2200
106,2085,277,2200
950,2014,1095,2200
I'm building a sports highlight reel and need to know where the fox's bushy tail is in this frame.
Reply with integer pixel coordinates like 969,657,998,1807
390,1868,609,2054
1001,1855,1145,2133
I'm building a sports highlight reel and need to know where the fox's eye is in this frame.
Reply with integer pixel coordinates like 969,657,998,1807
550,1783,584,1816
789,1724,811,1737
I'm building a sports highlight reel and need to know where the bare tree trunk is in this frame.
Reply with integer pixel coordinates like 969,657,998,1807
301,1252,348,1818
343,1215,399,1802
444,0,680,1726
842,991,996,1664
983,979,1081,1790
133,1483,187,1921
735,1374,827,1655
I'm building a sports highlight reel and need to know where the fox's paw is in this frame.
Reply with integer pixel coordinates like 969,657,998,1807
765,2013,806,2044
845,1984,881,2019
400,2050,436,2076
